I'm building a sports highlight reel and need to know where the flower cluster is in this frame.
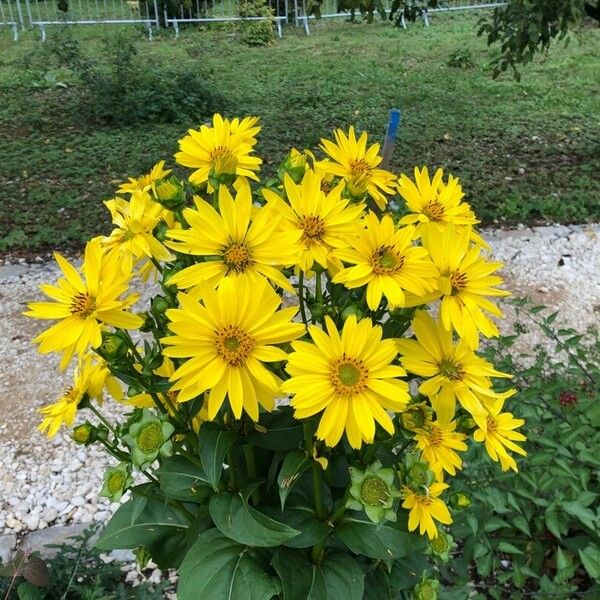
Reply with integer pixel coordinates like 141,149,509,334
26,115,526,596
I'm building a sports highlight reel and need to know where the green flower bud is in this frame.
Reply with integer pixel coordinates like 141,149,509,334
449,492,471,509
72,422,96,445
347,461,400,524
341,304,364,322
278,148,307,184
151,295,170,317
310,303,325,321
153,220,170,242
100,463,134,502
404,454,436,489
122,409,175,469
413,575,440,600
99,331,128,360
154,177,186,210
426,532,457,563
139,312,155,333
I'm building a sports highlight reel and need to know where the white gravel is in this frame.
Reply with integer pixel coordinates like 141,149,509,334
0,222,598,537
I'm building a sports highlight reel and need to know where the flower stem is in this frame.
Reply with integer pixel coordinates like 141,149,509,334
88,404,118,437
243,444,260,504
150,257,163,274
227,449,238,491
303,421,325,520
298,272,309,331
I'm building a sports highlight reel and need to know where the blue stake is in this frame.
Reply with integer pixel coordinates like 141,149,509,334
381,108,402,170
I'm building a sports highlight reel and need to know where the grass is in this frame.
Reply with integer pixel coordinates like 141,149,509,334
0,13,599,253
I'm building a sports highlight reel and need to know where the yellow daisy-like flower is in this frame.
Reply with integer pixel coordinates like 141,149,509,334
175,114,261,188
282,315,410,449
262,170,364,274
101,191,174,274
473,398,526,472
318,126,395,210
397,167,477,230
414,416,468,480
39,353,120,438
402,482,452,539
118,160,172,195
165,184,301,291
397,311,512,421
25,239,143,369
162,277,305,420
423,225,510,349
332,212,439,310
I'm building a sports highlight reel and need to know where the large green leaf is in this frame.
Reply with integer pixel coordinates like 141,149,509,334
96,493,188,563
335,517,423,560
263,505,331,548
155,455,212,502
248,409,304,451
277,450,311,510
320,551,364,600
178,529,280,600
579,544,600,580
210,492,301,547
271,547,326,600
199,422,236,491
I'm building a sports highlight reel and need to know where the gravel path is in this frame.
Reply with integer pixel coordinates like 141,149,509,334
0,222,599,536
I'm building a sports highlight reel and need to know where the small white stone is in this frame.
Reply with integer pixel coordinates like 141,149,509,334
71,496,85,507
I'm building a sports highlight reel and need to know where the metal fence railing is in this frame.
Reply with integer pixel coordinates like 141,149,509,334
0,0,506,40
297,0,507,33
162,0,288,38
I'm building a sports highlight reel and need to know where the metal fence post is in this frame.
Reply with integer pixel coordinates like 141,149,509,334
15,0,25,29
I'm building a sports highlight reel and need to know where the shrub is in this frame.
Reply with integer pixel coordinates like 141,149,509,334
34,29,222,125
237,0,277,46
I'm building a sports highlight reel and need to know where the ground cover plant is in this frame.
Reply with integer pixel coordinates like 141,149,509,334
22,114,530,598
0,14,599,253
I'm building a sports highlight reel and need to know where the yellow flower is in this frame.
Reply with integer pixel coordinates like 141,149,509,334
262,170,364,274
414,416,467,480
423,225,510,348
397,167,478,230
318,126,395,210
175,114,261,188
165,184,301,291
332,212,439,310
25,239,143,369
101,191,174,273
282,315,410,449
473,398,526,472
118,160,172,195
39,353,121,438
397,311,512,421
162,277,304,421
402,482,452,539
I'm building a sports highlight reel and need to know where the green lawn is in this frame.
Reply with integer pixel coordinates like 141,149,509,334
1,13,599,253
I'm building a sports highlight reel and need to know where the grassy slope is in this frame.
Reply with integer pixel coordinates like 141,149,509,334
0,14,599,253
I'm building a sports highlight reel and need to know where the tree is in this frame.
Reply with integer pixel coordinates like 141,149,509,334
479,0,600,79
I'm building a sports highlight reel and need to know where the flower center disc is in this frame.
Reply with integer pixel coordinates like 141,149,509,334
211,146,238,175
215,325,255,367
372,246,404,275
449,270,468,295
108,472,126,493
424,200,445,221
427,424,443,447
137,423,163,454
331,356,368,394
486,416,498,433
222,242,253,273
360,476,390,506
300,215,326,243
70,292,96,318
439,360,464,381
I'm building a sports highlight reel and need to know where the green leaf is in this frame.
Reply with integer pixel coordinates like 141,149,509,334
178,529,281,600
96,493,189,567
363,568,392,600
17,582,45,600
271,547,326,600
513,515,531,536
321,552,364,600
277,450,311,510
199,423,236,491
209,492,301,547
335,517,424,560
497,541,524,555
578,545,600,580
562,501,598,531
156,455,212,502
248,409,303,451
263,506,331,548
21,556,49,587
